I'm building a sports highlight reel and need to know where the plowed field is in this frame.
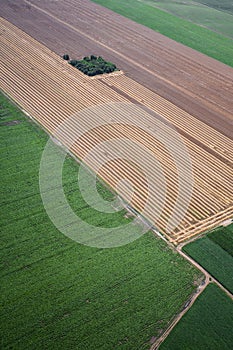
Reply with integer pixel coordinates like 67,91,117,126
1,17,232,244
1,0,233,139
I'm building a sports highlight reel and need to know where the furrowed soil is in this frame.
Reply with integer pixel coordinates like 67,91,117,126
1,0,233,140
1,15,233,243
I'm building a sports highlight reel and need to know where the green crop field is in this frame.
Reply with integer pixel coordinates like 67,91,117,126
193,0,233,15
183,226,233,293
160,283,233,350
141,0,233,38
0,92,201,349
206,224,233,257
92,0,233,67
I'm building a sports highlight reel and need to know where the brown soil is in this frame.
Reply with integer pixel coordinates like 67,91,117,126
1,0,233,139
0,1,233,244
1,17,233,243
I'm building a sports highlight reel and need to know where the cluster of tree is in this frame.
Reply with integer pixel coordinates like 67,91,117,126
62,54,118,76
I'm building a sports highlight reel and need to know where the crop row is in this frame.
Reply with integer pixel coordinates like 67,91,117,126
0,18,232,243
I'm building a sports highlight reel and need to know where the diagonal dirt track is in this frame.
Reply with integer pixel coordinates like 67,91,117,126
1,0,233,139
0,18,232,243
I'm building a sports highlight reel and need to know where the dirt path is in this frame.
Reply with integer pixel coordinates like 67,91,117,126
150,240,233,349
177,245,233,300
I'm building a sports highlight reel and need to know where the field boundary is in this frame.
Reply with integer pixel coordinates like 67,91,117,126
1,17,233,243
151,237,233,349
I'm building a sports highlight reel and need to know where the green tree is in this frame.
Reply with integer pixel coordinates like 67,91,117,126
62,54,69,60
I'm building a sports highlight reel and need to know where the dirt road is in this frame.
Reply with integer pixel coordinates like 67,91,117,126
151,241,233,349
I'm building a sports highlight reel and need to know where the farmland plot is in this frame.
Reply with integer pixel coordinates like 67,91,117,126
0,18,232,243
160,283,233,350
183,224,233,293
1,0,233,143
139,0,233,38
0,92,200,350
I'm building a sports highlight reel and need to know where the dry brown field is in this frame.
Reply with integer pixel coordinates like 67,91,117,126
1,0,233,244
1,0,233,139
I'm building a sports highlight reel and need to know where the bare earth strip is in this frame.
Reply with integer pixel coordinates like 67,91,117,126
1,0,233,140
0,18,232,244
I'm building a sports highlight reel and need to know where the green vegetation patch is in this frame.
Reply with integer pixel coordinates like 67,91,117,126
0,91,200,349
183,234,233,293
91,0,233,67
160,283,233,350
141,0,233,39
63,54,118,76
207,223,233,257
193,0,233,15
